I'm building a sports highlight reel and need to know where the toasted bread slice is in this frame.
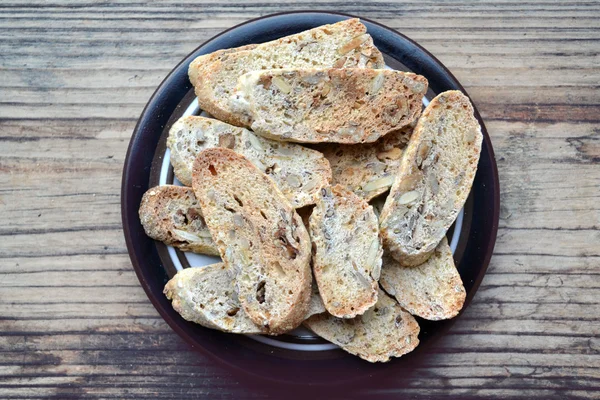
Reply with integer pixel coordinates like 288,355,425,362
192,148,312,334
309,185,381,318
233,68,427,144
164,263,326,334
314,124,413,200
379,237,466,320
167,116,332,208
164,264,266,334
380,91,483,266
189,19,384,126
304,289,420,362
138,185,218,255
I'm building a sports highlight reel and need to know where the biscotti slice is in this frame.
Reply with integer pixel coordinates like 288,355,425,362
304,289,420,363
192,148,312,334
139,185,219,255
379,90,483,266
315,124,413,200
309,185,381,318
379,237,466,320
164,263,325,334
164,264,266,334
167,116,332,208
190,18,384,126
233,68,427,144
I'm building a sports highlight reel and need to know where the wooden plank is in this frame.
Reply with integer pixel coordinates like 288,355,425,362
0,254,134,273
1,0,599,397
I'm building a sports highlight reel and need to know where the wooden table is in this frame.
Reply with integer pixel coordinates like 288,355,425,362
1,1,598,398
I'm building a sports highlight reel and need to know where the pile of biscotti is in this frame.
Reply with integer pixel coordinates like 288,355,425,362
138,19,483,363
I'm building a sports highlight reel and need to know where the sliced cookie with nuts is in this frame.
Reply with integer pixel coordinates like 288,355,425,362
190,18,384,126
164,264,266,334
192,148,312,334
309,185,381,318
379,237,466,320
233,68,427,144
304,288,420,363
379,90,483,266
164,263,326,335
167,116,332,208
138,185,218,255
314,124,414,200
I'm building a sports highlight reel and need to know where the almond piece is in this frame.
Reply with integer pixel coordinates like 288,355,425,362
362,175,395,192
332,56,347,68
397,170,424,192
218,133,236,149
377,147,403,161
365,238,381,274
286,174,302,188
370,72,385,95
398,190,420,205
246,132,263,151
271,76,292,94
172,229,212,241
338,34,370,55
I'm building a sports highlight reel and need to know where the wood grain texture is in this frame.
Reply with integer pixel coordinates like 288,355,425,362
1,0,599,398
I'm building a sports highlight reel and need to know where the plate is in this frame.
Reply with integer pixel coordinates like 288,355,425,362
121,11,499,385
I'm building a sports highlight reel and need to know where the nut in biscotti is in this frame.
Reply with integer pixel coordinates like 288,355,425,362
192,148,312,334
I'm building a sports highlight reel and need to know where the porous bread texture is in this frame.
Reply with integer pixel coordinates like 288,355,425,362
379,237,466,320
188,44,258,89
304,289,420,363
164,264,266,334
192,148,312,334
190,18,385,126
314,124,414,200
234,68,427,144
138,185,218,255
380,90,483,266
167,116,332,208
309,185,381,318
